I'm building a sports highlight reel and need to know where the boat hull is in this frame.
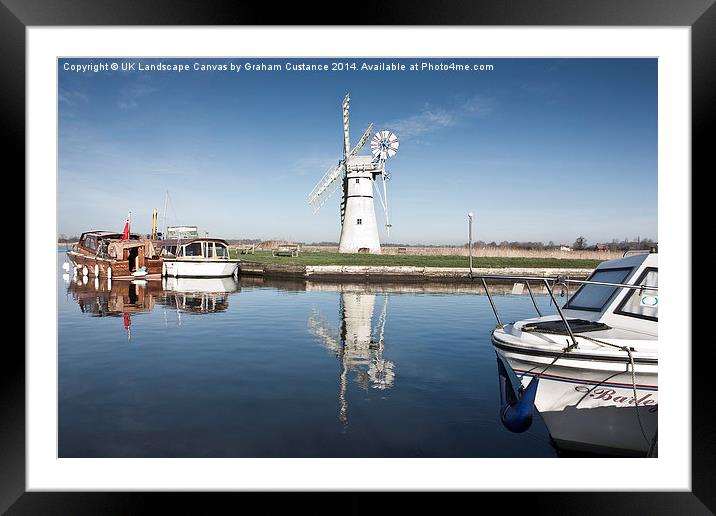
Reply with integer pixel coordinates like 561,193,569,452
67,250,163,279
162,259,239,278
493,337,658,456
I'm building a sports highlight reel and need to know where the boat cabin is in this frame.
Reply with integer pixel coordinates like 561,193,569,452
562,251,658,335
73,230,159,272
159,238,232,260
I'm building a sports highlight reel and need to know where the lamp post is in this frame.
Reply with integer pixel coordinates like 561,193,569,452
468,212,474,276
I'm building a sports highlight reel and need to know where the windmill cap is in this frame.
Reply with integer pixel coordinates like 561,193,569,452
348,155,374,165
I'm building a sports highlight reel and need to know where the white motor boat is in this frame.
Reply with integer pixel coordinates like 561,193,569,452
472,251,658,456
159,238,240,278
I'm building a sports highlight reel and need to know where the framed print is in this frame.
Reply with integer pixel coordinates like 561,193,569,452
7,0,710,512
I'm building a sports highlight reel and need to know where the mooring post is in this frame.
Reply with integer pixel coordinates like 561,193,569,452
468,212,474,277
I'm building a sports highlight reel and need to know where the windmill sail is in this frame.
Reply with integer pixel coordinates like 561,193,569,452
308,163,344,212
349,124,373,157
342,94,351,158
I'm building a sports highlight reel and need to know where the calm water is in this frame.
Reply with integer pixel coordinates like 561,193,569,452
58,253,563,457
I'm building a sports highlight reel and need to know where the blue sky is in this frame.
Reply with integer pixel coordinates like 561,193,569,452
58,58,657,245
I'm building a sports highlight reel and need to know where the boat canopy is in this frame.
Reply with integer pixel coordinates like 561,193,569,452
75,231,158,259
160,238,231,259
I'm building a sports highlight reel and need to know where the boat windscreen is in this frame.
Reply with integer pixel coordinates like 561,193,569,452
564,267,633,312
184,242,203,257
615,268,658,321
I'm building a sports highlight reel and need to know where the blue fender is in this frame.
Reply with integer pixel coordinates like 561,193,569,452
497,356,539,433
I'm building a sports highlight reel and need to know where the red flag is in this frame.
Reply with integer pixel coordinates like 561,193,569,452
121,212,130,240
123,312,132,341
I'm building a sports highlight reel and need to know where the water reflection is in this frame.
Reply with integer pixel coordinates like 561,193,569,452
308,288,393,426
60,259,560,457
241,275,555,296
159,276,240,314
65,275,241,337
66,276,165,340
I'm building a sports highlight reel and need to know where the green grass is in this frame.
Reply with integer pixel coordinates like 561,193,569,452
230,250,602,268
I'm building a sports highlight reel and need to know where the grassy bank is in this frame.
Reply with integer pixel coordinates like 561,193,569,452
230,250,602,269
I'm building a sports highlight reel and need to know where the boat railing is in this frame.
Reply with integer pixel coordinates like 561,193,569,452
467,273,658,349
623,248,657,257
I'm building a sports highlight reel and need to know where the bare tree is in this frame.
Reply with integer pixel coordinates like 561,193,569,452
573,236,587,250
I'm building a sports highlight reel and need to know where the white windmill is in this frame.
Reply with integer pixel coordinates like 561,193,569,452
308,93,399,254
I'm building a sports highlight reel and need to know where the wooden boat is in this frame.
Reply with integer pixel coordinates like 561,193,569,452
66,230,163,279
158,238,240,278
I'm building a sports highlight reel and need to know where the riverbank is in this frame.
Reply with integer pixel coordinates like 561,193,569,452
239,261,593,282
230,250,602,269
233,250,598,282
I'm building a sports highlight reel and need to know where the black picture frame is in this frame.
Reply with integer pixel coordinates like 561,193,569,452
6,0,707,513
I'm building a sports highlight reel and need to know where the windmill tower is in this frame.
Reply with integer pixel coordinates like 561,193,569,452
308,93,399,254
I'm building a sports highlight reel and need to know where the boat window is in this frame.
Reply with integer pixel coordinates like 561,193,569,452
215,244,227,258
84,236,97,251
564,267,633,312
204,242,215,258
184,242,203,257
615,268,658,321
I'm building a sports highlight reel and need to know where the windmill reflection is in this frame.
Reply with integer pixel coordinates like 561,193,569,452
308,290,394,426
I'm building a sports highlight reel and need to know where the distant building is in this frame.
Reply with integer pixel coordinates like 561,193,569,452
595,244,609,252
560,245,572,252
166,225,199,239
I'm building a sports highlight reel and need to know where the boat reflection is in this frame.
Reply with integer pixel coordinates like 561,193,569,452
66,276,163,317
159,276,240,314
65,275,241,338
308,287,393,426
65,276,164,340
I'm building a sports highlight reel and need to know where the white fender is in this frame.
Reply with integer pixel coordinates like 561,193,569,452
94,277,99,290
162,262,167,277
94,264,100,277
62,262,70,272
107,266,112,280
82,266,88,277
82,275,88,285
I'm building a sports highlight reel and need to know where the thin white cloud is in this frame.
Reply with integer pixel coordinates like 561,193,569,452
117,81,157,110
386,109,456,139
58,88,89,107
385,96,495,140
